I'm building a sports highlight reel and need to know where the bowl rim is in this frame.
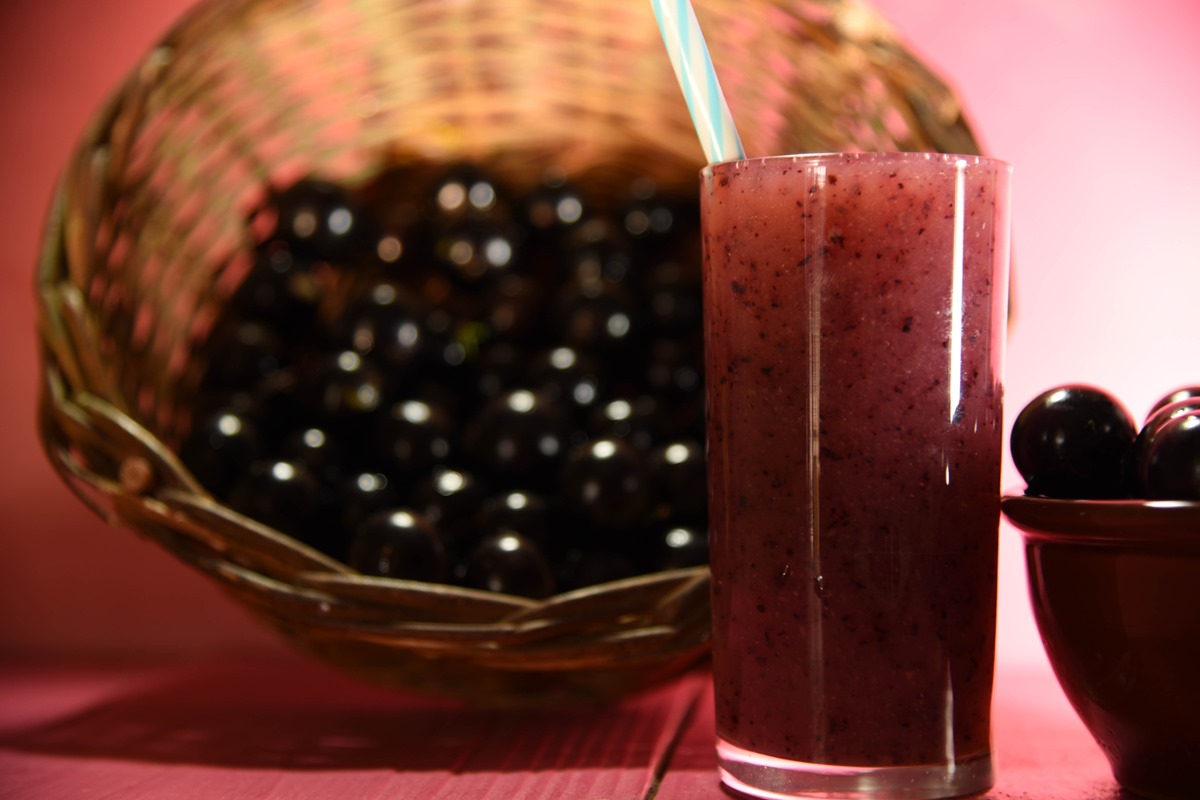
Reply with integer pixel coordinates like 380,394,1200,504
1001,494,1200,550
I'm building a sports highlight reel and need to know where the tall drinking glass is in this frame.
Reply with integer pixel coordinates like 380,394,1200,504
701,152,1012,799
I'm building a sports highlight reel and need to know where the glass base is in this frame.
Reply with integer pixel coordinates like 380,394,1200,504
717,738,994,800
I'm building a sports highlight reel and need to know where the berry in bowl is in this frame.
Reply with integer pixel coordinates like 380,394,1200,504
1003,385,1200,800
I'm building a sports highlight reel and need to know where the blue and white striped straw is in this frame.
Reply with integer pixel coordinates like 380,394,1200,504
649,0,745,164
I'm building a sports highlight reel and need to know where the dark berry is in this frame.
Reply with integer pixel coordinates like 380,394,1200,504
359,162,431,221
474,342,528,400
230,245,321,337
526,346,606,419
422,310,488,386
429,163,505,219
1010,385,1137,499
1136,410,1200,500
336,470,402,537
477,490,553,546
520,171,587,240
486,274,547,341
267,178,374,262
227,458,322,544
561,439,652,529
368,225,417,271
242,369,308,446
180,408,266,499
463,390,570,486
647,440,707,522
348,509,447,582
643,336,703,399
621,186,678,241
411,467,489,554
1131,397,1200,484
334,280,430,374
188,388,262,445
587,396,664,451
432,217,520,285
641,259,702,334
551,277,640,353
295,351,386,437
1147,387,1200,422
201,319,288,390
620,176,698,250
460,532,556,598
375,399,454,477
656,525,709,570
556,548,638,592
562,218,635,285
278,426,348,543
279,425,345,486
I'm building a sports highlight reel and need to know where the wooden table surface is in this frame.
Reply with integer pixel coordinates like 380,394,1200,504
0,655,1124,799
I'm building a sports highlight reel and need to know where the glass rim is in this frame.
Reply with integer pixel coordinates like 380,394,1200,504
701,151,1012,176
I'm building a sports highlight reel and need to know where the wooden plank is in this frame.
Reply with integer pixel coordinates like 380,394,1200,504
0,657,705,800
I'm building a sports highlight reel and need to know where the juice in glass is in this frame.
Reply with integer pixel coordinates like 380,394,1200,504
701,152,1011,799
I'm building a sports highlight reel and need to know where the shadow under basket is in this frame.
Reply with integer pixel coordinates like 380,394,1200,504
34,0,982,705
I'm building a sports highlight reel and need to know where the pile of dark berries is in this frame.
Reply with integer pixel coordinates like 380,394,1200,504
178,164,709,597
1011,384,1200,500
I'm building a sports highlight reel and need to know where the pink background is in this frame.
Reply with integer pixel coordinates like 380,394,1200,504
2,0,1199,670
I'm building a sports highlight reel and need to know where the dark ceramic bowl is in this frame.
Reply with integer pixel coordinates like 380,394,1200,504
1002,495,1200,800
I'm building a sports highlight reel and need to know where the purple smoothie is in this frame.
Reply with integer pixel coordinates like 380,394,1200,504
701,153,1010,792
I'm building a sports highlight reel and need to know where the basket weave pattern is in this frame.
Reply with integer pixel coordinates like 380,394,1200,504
36,0,980,704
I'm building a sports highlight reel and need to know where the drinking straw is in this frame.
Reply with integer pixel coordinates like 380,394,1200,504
649,0,745,164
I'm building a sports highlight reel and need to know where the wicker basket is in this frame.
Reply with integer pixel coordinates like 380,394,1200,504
34,0,982,705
